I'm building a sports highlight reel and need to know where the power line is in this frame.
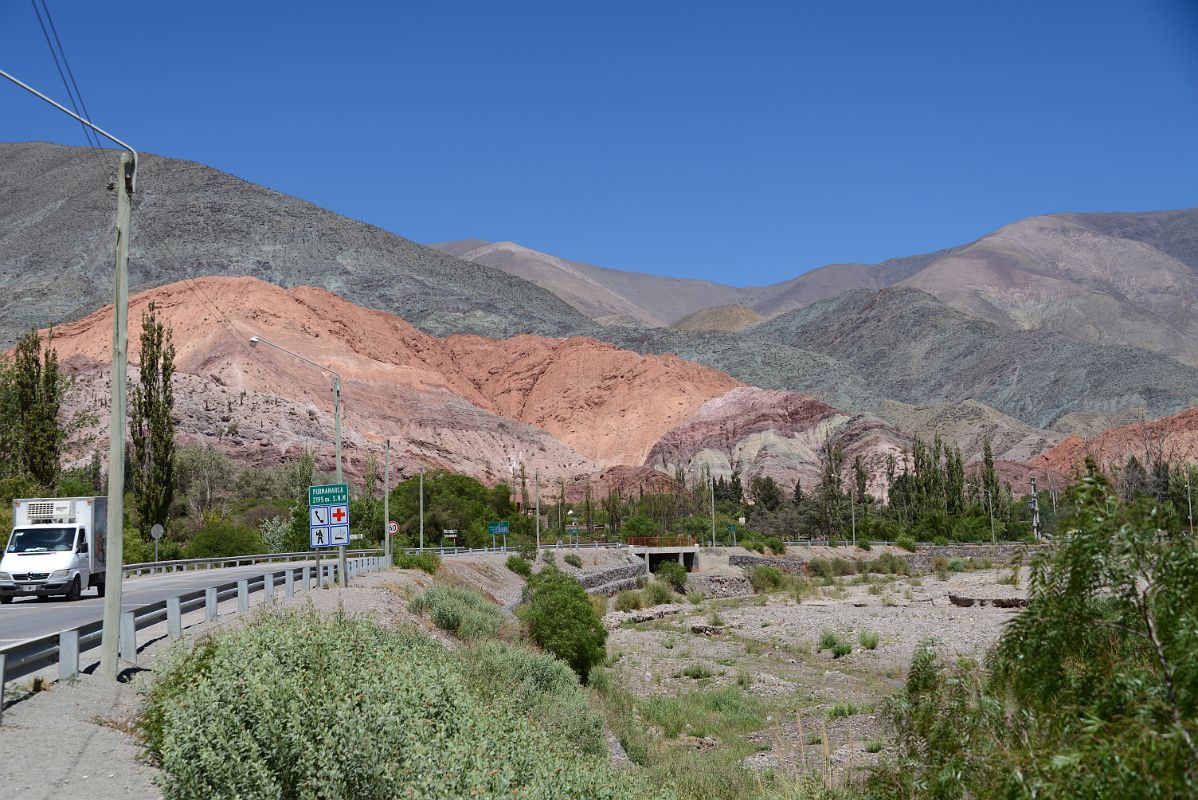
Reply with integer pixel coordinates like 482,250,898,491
30,0,112,181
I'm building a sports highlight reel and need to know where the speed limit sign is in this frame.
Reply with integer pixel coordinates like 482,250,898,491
387,520,398,536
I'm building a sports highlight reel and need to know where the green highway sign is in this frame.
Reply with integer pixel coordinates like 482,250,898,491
309,483,349,506
487,521,510,535
727,524,737,533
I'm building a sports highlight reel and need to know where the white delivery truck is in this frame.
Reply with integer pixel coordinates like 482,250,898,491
0,496,107,604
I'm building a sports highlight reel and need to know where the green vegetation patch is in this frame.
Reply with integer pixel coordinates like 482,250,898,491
639,686,765,739
506,553,533,577
393,551,440,574
141,610,654,799
410,583,502,640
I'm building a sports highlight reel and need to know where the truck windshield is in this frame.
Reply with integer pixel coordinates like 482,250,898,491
6,527,77,553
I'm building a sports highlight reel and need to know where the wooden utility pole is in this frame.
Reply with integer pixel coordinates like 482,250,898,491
534,469,541,550
100,153,133,678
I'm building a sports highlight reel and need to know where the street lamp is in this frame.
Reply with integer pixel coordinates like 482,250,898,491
248,335,349,587
2,68,138,680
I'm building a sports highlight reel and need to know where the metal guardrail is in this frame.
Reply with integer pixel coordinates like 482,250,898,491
0,555,388,719
123,548,385,576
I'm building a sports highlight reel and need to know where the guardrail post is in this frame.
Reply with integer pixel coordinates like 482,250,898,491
285,569,295,598
205,586,218,621
264,573,275,603
59,629,79,682
237,579,249,612
120,611,136,664
302,565,310,591
167,596,182,640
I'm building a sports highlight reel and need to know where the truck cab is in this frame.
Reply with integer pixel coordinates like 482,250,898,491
0,497,107,604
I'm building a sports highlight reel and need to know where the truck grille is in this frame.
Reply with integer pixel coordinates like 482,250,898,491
12,573,50,581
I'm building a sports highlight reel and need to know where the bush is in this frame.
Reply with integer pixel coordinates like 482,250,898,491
394,551,440,574
654,560,688,592
748,565,784,593
827,702,859,719
859,630,879,650
831,642,852,658
687,591,704,605
564,553,583,569
947,557,967,572
806,558,833,579
677,663,713,680
506,554,532,577
410,584,502,640
541,548,555,564
763,536,785,555
520,567,607,682
830,557,856,577
643,579,675,606
462,639,605,756
615,589,644,612
141,610,647,798
895,535,918,552
866,551,910,575
818,630,842,651
182,520,265,559
589,593,608,619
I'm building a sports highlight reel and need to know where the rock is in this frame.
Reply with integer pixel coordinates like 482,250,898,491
690,623,722,635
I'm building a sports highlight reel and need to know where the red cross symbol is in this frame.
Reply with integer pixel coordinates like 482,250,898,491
332,507,346,524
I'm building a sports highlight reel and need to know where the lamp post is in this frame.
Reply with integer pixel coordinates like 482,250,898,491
249,335,349,587
2,68,141,680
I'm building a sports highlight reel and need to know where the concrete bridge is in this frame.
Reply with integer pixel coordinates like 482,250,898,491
626,536,700,573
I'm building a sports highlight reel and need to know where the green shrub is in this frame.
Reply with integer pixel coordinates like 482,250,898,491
394,551,440,574
615,589,644,612
806,558,833,579
410,584,502,640
818,630,842,650
895,535,918,552
763,536,785,555
687,591,704,605
947,557,967,572
516,542,537,561
827,702,859,718
643,579,675,606
857,538,872,551
865,739,884,754
931,535,950,546
141,610,647,798
564,553,583,569
589,593,608,619
830,557,856,577
183,520,265,559
831,641,852,658
542,548,555,564
866,551,910,575
506,554,533,577
677,663,713,680
859,630,879,650
462,639,605,756
749,564,784,592
654,560,688,592
520,566,607,682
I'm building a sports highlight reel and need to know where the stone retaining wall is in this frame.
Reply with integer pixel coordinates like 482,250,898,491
686,574,752,599
731,544,1044,576
576,562,646,592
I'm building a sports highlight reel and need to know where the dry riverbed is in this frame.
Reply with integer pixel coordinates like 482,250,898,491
600,567,1028,783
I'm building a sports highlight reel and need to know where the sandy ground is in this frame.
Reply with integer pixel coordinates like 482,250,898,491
603,567,1028,779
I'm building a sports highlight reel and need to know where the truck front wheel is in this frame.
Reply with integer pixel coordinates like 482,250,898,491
66,576,81,601
0,595,11,605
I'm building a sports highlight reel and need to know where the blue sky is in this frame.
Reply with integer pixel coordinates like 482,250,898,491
2,0,1196,287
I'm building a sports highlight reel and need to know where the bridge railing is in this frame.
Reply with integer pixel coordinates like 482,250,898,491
625,536,696,548
123,548,385,577
0,555,388,721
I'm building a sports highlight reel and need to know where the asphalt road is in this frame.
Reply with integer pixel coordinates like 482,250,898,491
0,560,322,647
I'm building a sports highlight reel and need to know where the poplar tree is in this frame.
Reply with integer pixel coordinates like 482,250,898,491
131,302,177,533
0,329,66,485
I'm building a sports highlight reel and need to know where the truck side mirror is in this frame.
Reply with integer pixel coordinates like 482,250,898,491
78,540,88,553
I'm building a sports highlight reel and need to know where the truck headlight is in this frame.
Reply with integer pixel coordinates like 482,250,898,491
0,572,10,581
49,569,69,579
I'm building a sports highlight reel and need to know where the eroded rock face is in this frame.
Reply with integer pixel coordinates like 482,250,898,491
645,387,909,497
1032,407,1198,477
44,276,739,485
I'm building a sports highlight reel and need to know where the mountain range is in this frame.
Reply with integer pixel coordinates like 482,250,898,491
6,140,1198,486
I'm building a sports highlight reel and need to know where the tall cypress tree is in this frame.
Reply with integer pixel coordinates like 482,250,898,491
131,302,177,533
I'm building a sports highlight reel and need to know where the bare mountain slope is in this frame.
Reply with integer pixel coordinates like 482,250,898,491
0,142,595,346
431,239,758,326
748,288,1198,430
670,304,763,331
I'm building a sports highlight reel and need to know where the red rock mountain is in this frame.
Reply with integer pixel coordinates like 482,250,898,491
1032,408,1198,477
50,277,884,490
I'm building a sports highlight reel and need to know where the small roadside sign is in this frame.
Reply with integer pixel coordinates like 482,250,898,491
487,521,509,535
309,483,350,548
387,520,398,536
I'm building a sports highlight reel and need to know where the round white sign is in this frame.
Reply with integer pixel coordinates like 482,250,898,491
387,521,398,535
